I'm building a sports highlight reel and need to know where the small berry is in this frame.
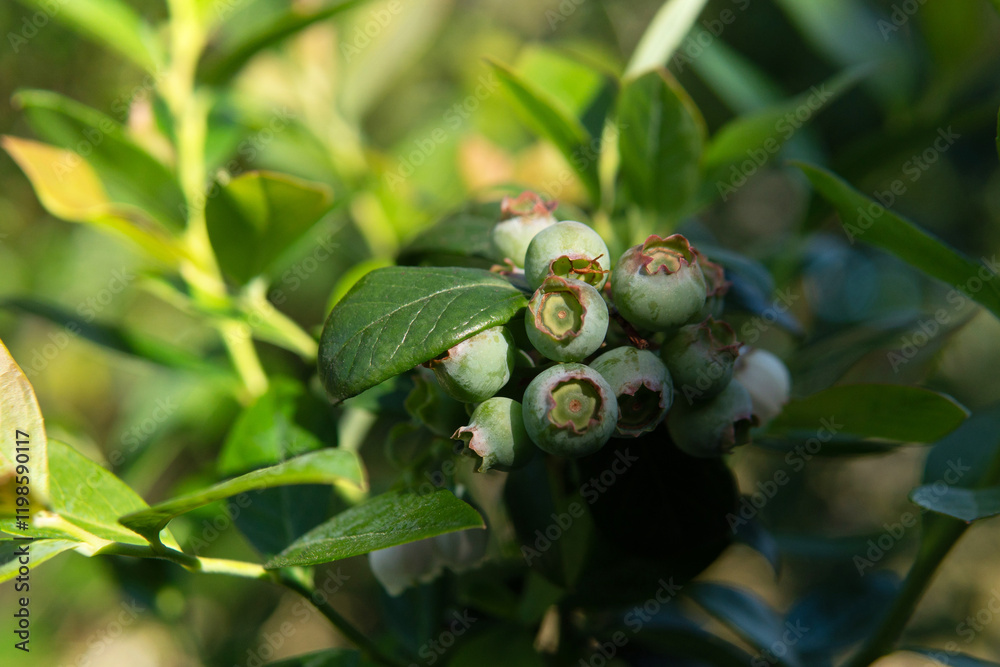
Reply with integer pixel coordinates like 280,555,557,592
490,191,558,267
610,234,707,332
453,397,535,472
426,326,515,403
661,317,741,403
524,221,610,290
733,347,791,425
525,276,609,362
590,346,673,437
695,250,730,319
667,379,756,458
522,363,618,457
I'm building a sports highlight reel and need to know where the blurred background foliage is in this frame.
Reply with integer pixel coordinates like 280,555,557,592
0,0,999,664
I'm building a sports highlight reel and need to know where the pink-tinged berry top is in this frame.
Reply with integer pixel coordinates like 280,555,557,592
500,190,557,221
638,234,698,275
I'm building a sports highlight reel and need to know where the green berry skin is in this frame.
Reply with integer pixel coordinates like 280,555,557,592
661,317,741,404
694,250,729,320
610,234,707,332
453,398,535,472
522,363,618,457
524,221,611,291
525,277,609,362
590,346,673,438
667,379,756,458
427,326,515,403
490,192,558,267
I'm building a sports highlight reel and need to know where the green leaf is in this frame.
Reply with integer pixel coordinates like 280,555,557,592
218,380,343,557
1,136,184,265
515,46,607,119
120,449,366,545
767,385,969,443
704,69,865,170
265,489,485,568
624,0,709,79
616,70,703,221
906,648,1000,667
14,0,160,71
1,298,231,377
318,266,527,402
487,60,600,204
199,0,365,85
22,440,151,545
448,627,545,667
686,583,801,667
397,204,497,265
0,539,79,583
795,163,1000,319
265,649,362,667
14,90,188,230
0,337,49,507
909,485,1000,523
205,171,334,284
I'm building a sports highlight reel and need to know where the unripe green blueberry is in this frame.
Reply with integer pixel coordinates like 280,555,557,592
610,234,707,332
695,249,729,319
525,277,609,362
522,363,618,457
524,221,610,291
453,397,535,472
490,191,558,267
661,317,741,404
734,346,791,425
426,326,515,403
666,379,756,458
590,346,673,438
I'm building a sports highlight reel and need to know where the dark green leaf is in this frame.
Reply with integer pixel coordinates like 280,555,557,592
265,489,485,568
218,380,340,557
448,627,545,667
318,266,527,402
0,539,78,583
205,171,334,283
617,70,703,221
487,60,600,204
120,449,365,545
767,384,968,443
631,625,759,667
704,68,865,170
906,648,1000,666
14,90,187,230
198,0,365,85
686,583,800,667
14,0,159,71
397,205,497,266
924,405,1000,487
910,485,1000,523
732,518,781,574
795,163,1000,318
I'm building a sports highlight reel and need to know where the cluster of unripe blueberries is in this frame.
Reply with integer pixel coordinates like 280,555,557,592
430,192,791,470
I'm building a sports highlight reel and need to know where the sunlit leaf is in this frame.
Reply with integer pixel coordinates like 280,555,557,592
624,0,710,79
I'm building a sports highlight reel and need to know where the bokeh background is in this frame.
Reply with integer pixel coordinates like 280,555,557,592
1,0,1000,664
